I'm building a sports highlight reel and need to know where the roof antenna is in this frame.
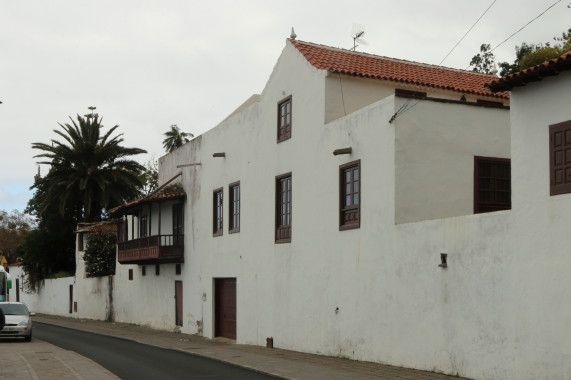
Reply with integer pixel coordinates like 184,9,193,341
290,27,297,40
351,23,367,51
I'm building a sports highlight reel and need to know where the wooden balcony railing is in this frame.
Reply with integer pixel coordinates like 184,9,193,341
117,234,184,264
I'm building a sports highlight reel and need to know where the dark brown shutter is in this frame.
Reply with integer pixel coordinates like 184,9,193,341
474,157,511,213
550,120,571,196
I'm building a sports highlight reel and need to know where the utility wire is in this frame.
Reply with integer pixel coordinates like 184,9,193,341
490,0,562,52
439,0,497,65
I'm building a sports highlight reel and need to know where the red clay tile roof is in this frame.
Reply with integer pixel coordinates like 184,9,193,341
487,50,571,92
88,222,117,233
290,39,509,99
109,183,186,215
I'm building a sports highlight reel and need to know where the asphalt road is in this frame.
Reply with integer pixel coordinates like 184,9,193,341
35,322,278,380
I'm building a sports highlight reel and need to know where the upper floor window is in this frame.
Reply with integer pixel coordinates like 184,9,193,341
213,188,223,236
276,173,292,243
277,96,292,143
340,160,361,230
550,120,571,196
173,203,184,245
117,218,128,242
474,156,511,213
229,182,240,233
140,214,148,238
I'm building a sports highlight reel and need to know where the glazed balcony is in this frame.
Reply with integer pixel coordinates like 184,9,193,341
117,234,184,264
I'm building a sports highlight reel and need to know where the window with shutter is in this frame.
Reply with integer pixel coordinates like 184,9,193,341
340,160,361,230
213,188,223,236
275,173,292,243
277,96,292,143
550,120,571,196
474,156,511,213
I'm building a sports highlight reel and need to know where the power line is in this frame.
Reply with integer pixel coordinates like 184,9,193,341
439,0,497,66
490,0,562,52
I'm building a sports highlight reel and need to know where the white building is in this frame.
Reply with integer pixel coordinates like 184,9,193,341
13,37,571,380
114,37,515,378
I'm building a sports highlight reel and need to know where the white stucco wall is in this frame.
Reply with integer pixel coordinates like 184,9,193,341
394,99,510,223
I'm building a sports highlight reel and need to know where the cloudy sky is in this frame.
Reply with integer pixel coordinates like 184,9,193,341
0,0,569,213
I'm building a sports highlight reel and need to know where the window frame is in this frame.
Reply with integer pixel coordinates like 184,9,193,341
213,188,223,236
339,160,361,230
549,120,571,196
172,203,184,245
275,173,292,243
228,181,240,234
473,156,511,213
277,95,292,143
139,213,148,238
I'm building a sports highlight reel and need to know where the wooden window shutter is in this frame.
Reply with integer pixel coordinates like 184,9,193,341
550,120,571,196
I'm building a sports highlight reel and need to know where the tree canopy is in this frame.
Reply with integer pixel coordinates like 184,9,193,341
470,28,571,76
32,114,147,222
162,125,193,153
0,210,35,264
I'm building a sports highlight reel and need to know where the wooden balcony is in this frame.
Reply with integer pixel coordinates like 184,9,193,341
117,234,184,264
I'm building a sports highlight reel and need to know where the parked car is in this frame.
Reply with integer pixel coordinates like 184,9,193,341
0,302,35,342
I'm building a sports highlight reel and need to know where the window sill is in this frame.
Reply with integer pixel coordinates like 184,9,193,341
275,239,291,244
229,228,240,234
339,223,360,231
213,231,223,237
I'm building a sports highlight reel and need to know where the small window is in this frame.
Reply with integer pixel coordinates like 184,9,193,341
142,266,146,276
276,173,292,243
155,264,160,276
78,232,84,251
474,156,511,213
229,182,240,233
213,188,223,236
340,160,361,230
128,269,133,281
550,120,571,196
176,264,181,275
140,214,148,238
277,96,292,142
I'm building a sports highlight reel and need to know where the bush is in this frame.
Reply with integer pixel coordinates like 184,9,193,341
83,230,116,277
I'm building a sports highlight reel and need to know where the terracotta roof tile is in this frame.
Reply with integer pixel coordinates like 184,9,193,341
290,39,509,99
88,222,117,233
109,183,186,215
487,50,571,92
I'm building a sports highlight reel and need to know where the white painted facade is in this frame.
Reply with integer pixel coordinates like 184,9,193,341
12,40,571,380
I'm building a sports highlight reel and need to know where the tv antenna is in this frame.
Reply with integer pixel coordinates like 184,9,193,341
351,24,368,51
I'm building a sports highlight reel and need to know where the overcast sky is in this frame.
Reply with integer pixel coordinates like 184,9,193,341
1,0,569,213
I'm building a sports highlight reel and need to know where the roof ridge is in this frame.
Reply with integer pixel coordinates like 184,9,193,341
289,39,497,77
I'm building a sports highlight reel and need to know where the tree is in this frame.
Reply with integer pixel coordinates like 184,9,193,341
162,125,193,153
83,229,116,277
470,44,496,73
20,174,76,290
139,158,159,195
472,28,571,77
0,210,35,264
32,114,147,222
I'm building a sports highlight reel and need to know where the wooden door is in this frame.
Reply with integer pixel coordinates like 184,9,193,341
175,281,183,326
215,278,236,339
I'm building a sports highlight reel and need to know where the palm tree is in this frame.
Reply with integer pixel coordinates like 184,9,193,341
162,124,193,153
32,114,147,222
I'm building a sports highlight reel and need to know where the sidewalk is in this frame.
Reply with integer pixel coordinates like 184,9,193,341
33,314,472,380
0,336,119,380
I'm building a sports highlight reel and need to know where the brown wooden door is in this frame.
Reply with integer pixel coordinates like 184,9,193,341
215,278,236,340
175,281,183,327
